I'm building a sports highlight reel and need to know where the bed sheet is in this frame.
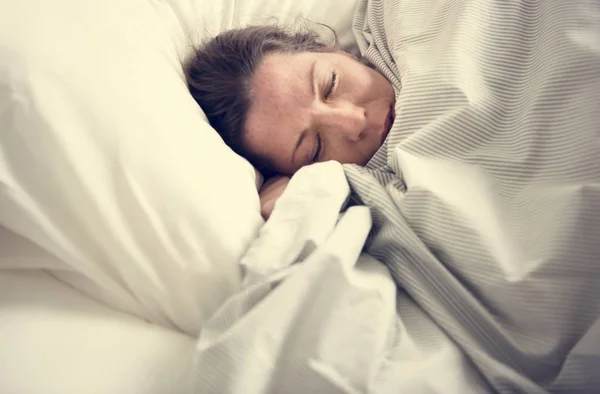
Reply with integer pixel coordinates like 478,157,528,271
192,162,488,393
348,0,600,392
0,270,195,394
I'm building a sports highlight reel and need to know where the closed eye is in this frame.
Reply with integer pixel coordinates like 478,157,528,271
311,134,322,163
324,71,337,99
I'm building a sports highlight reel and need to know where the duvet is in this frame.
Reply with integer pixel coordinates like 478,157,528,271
348,0,600,392
194,1,600,393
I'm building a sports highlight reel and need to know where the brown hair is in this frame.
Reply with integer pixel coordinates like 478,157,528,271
184,24,337,177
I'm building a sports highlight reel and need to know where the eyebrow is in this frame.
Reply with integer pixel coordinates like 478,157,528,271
292,60,318,164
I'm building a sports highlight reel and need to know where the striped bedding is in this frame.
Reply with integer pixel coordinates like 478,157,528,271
345,0,600,392
192,1,598,392
194,162,489,393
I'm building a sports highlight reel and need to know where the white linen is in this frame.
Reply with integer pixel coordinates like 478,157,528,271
0,0,364,391
0,0,362,337
0,0,265,335
193,162,486,393
165,0,359,51
0,270,195,394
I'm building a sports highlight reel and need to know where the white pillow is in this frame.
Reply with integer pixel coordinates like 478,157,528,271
166,0,359,51
0,0,264,336
0,0,358,336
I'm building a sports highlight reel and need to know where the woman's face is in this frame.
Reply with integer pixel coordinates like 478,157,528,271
244,51,395,175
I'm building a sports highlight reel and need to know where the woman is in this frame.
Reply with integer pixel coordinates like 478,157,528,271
184,4,600,392
185,25,395,218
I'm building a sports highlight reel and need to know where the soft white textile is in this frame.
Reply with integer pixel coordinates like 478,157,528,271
0,270,195,394
0,0,360,337
165,0,360,51
0,0,265,336
193,162,486,393
0,0,365,391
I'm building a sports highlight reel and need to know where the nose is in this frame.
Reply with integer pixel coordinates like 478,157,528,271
314,101,366,141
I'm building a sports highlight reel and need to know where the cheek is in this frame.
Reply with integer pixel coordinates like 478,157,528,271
369,70,390,92
341,74,374,102
358,69,387,100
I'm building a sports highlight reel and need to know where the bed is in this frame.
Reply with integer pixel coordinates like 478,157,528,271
1,0,599,393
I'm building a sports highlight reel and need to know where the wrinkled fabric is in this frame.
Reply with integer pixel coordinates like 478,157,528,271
346,0,600,392
193,163,486,393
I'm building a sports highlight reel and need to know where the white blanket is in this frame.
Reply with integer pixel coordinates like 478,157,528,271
193,162,487,393
194,0,600,392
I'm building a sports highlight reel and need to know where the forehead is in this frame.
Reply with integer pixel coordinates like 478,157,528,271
250,52,315,110
243,52,317,173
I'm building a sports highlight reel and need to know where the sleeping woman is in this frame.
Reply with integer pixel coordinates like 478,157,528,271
185,3,600,391
184,25,395,219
